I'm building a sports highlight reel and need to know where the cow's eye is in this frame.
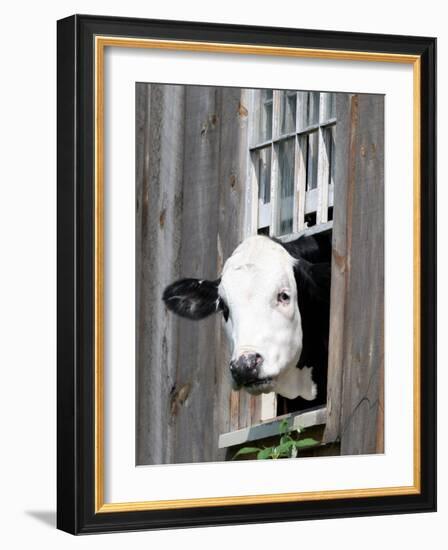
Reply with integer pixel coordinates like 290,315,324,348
278,291,290,304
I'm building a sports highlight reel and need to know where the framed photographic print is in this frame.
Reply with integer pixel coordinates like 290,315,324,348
57,14,436,534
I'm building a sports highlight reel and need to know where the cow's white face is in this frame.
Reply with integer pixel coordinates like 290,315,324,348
218,236,303,396
163,235,318,400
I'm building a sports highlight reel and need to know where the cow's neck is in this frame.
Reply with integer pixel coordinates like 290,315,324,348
275,365,317,401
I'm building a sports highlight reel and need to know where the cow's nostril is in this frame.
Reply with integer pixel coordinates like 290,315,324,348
230,353,264,386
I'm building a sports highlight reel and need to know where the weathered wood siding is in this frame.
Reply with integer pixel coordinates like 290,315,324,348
136,84,258,464
136,85,384,464
135,84,186,465
324,94,384,454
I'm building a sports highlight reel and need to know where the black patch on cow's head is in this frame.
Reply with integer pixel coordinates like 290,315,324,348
163,278,228,321
292,258,331,407
294,259,331,307
274,231,332,411
279,230,332,264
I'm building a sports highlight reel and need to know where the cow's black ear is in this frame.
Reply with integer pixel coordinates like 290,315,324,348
162,278,221,320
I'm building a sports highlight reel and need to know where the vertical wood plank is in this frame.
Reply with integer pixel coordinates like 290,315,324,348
323,93,384,455
172,86,222,463
339,93,384,455
135,83,186,465
323,93,349,444
214,87,250,443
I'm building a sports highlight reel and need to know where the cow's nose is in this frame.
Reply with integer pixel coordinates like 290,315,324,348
229,353,263,386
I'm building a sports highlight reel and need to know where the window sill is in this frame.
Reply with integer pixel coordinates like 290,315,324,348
218,405,327,449
277,221,333,243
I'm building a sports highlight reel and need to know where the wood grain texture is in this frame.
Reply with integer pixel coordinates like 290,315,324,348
214,87,251,449
136,86,384,464
135,84,186,465
136,84,254,464
323,93,350,444
339,93,384,455
173,86,222,463
324,94,384,454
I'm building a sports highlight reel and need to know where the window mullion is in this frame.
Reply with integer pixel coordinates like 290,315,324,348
272,90,281,139
247,90,259,236
294,91,305,232
292,134,299,234
295,134,307,231
270,92,281,236
316,131,330,225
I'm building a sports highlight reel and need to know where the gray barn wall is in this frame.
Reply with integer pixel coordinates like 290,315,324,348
136,84,385,465
136,84,250,464
135,84,186,465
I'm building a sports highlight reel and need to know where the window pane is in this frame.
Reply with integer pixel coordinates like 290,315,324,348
320,93,336,122
306,131,319,190
328,125,336,215
255,147,271,203
278,138,295,235
328,93,336,120
326,125,336,186
306,92,320,127
297,92,320,131
280,91,297,135
252,146,272,230
256,89,273,142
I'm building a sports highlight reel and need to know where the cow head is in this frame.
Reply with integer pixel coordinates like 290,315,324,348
163,235,322,400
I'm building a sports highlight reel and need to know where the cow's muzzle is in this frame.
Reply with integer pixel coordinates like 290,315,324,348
229,352,264,387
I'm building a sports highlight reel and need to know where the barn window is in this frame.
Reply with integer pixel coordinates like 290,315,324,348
219,89,338,457
248,89,336,239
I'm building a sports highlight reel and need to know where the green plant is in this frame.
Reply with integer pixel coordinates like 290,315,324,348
232,419,319,460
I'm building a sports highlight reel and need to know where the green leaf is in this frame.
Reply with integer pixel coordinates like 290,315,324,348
276,441,293,454
280,435,293,447
232,446,261,459
257,447,274,460
279,419,290,435
279,440,302,454
294,438,319,449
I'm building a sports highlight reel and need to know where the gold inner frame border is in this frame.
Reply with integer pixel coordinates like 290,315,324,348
94,35,421,513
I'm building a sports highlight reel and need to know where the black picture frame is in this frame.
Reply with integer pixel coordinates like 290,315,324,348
57,14,436,534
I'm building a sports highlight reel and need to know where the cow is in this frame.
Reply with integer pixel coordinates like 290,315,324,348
162,231,331,410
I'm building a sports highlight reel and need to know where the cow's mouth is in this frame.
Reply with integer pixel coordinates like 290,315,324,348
242,377,274,395
231,376,275,394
